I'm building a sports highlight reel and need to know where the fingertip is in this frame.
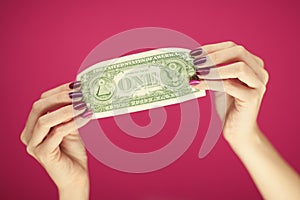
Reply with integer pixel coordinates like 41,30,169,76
74,109,94,129
190,48,203,57
69,81,81,90
81,109,93,119
189,79,200,86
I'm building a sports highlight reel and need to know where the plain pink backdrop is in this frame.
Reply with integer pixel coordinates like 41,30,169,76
1,1,300,199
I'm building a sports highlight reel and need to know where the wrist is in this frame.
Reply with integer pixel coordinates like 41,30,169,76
224,123,262,149
58,177,89,200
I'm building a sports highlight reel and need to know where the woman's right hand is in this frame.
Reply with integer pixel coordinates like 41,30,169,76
190,42,300,200
20,81,92,200
189,41,269,143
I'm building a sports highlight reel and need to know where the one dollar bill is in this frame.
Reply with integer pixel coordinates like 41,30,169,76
77,48,206,119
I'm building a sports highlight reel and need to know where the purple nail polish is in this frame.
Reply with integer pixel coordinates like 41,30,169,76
73,102,87,110
193,57,207,66
69,91,83,99
81,109,93,118
189,79,200,85
69,81,81,89
190,48,203,57
196,68,210,76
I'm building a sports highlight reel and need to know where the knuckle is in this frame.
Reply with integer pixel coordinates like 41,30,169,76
226,41,236,46
237,62,247,75
26,145,35,156
20,132,27,145
258,57,265,67
263,70,269,84
37,116,48,128
259,84,266,94
235,45,246,56
233,45,246,58
32,100,41,113
40,91,48,99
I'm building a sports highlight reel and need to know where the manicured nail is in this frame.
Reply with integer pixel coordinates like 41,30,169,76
190,48,203,57
193,57,207,66
73,102,87,110
69,91,83,99
189,79,200,85
196,68,210,76
81,109,93,118
69,81,81,89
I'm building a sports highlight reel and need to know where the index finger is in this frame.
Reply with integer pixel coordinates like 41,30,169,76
40,81,81,99
192,41,265,69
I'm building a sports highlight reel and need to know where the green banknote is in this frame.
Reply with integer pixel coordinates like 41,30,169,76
77,48,206,118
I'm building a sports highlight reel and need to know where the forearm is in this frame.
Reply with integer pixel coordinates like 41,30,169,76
226,127,300,200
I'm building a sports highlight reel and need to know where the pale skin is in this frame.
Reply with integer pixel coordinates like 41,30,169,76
20,41,300,200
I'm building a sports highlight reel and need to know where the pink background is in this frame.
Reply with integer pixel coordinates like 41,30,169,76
1,0,300,199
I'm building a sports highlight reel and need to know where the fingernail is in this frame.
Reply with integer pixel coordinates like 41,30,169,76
189,79,200,85
81,109,93,118
69,91,83,99
190,48,203,57
196,68,210,76
193,57,207,66
69,81,81,89
73,102,87,110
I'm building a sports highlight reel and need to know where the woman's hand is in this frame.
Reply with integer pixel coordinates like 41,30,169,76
189,42,300,200
189,41,269,143
20,81,92,200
